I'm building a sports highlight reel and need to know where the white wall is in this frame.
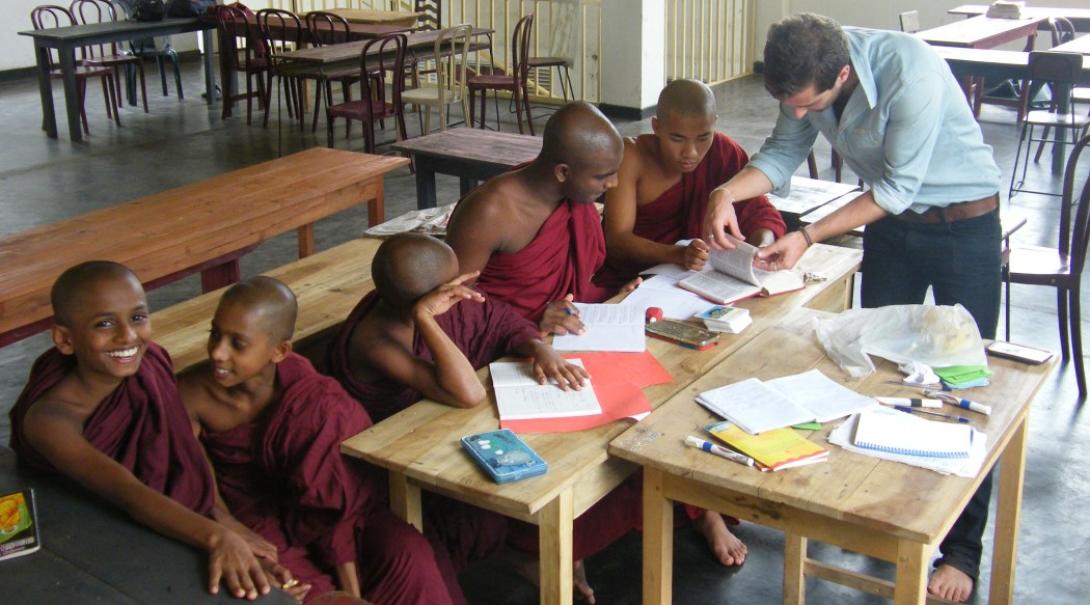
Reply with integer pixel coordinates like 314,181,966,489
754,0,1090,60
2,0,200,73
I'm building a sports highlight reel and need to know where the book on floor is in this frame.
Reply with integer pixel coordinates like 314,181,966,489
0,489,40,562
678,237,804,304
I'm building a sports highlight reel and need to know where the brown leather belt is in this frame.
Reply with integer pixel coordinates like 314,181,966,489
894,193,998,224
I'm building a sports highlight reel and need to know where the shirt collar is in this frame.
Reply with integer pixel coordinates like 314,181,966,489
845,27,878,110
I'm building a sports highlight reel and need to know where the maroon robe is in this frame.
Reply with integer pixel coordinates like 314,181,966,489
327,290,540,423
199,353,459,605
595,132,788,289
8,343,215,515
471,199,612,321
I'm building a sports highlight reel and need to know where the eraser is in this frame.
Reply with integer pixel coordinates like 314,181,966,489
646,307,663,323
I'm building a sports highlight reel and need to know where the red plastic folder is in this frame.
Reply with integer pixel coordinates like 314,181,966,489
500,351,671,434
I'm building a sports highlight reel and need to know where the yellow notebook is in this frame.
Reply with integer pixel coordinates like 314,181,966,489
705,421,827,471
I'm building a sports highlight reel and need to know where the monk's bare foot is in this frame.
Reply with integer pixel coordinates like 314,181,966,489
695,510,747,566
928,564,973,603
510,549,595,603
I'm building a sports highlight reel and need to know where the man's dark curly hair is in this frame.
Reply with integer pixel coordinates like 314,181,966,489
763,13,850,100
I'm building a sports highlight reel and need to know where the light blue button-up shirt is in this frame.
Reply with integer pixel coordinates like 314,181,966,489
749,27,1001,215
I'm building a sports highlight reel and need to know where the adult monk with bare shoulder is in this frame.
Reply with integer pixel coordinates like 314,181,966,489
446,102,635,336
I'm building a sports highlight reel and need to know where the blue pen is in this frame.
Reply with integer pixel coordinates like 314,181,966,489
925,390,992,416
894,406,970,424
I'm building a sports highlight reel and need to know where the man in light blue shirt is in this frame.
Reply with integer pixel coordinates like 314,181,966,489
702,13,1001,603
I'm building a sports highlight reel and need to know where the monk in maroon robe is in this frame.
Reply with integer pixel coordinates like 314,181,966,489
179,276,461,605
446,102,632,336
597,78,786,290
9,261,285,601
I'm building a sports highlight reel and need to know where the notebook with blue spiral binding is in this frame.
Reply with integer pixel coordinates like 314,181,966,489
852,408,974,459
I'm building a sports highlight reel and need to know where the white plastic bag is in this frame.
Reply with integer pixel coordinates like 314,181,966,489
813,304,987,378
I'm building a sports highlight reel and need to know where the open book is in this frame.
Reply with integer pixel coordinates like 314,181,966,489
678,237,804,304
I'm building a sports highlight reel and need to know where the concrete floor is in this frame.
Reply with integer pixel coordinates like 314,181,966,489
1,56,1088,604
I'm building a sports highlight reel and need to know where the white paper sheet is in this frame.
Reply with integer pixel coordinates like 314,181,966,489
766,369,878,423
696,378,815,434
767,176,860,216
552,303,646,352
618,275,719,320
490,360,603,420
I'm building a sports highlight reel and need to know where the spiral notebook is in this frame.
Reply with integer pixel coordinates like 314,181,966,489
852,408,974,459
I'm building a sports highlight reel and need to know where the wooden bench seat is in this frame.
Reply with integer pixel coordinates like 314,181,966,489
0,149,406,348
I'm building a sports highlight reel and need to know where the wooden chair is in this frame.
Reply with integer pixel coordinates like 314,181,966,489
327,33,408,153
304,11,363,134
898,10,919,33
256,7,304,127
402,25,472,134
70,0,147,116
1005,133,1090,397
215,5,271,125
1009,51,1090,199
1030,19,1088,162
468,13,534,134
31,4,118,134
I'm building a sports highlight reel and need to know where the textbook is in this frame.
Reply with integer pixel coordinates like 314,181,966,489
0,489,40,562
678,237,804,304
705,421,827,472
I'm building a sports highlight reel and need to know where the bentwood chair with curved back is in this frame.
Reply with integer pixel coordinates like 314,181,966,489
70,0,147,117
305,11,366,134
468,13,534,134
215,5,272,125
1005,133,1090,397
256,7,304,127
327,33,408,154
31,4,118,134
1030,19,1088,163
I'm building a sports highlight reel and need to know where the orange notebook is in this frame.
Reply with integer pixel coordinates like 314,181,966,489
705,421,827,472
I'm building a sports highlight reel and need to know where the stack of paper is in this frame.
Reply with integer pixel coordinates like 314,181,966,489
986,1,1024,19
490,360,602,420
552,304,645,352
935,365,992,389
696,369,877,434
705,421,827,472
364,204,455,237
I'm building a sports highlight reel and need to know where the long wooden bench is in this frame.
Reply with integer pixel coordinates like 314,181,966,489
0,149,406,347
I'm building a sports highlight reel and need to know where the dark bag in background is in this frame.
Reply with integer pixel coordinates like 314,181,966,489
167,0,215,17
133,0,165,21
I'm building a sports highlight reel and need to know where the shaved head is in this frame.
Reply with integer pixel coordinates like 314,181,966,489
372,234,458,308
656,79,717,121
539,101,623,167
218,276,298,342
51,261,141,327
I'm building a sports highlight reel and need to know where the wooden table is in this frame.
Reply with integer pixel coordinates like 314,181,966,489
0,449,296,604
766,176,860,222
340,243,863,605
18,18,216,143
326,8,424,28
391,128,542,208
950,4,1090,33
610,318,1056,605
276,26,493,74
0,148,405,348
917,15,1045,49
1053,33,1090,54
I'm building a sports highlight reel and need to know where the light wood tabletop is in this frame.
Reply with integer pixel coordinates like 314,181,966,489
610,315,1056,605
917,15,1045,49
324,8,424,27
341,243,862,605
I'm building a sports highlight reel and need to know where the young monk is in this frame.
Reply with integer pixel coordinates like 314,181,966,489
8,261,287,601
179,276,461,605
445,101,630,336
595,78,786,289
326,234,640,603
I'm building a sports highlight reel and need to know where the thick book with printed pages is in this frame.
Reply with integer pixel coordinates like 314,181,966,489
0,489,40,562
705,421,827,472
679,237,804,304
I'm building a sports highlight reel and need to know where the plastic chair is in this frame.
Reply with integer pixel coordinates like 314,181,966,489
215,5,272,125
402,25,472,134
70,0,147,116
1005,133,1090,396
467,13,534,134
304,11,363,134
31,4,118,134
327,33,408,153
256,7,304,127
1009,51,1090,199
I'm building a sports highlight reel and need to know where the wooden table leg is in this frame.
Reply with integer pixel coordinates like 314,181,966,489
784,532,807,605
893,540,928,605
297,224,316,258
200,260,240,293
539,488,574,605
368,176,385,226
58,44,83,143
459,176,477,196
34,42,57,138
388,471,423,532
989,416,1027,605
201,28,216,105
643,468,673,605
414,156,439,209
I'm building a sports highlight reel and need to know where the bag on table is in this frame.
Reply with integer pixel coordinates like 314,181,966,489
133,0,165,21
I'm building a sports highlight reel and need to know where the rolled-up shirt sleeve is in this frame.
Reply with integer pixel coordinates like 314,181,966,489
870,72,946,215
749,104,820,197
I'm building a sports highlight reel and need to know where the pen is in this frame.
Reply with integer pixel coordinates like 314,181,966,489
684,436,754,467
925,390,993,416
893,406,970,424
876,396,943,409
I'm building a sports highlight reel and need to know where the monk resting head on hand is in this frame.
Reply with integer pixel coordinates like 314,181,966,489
9,261,286,601
595,79,785,290
329,234,588,423
446,102,624,335
181,275,460,604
